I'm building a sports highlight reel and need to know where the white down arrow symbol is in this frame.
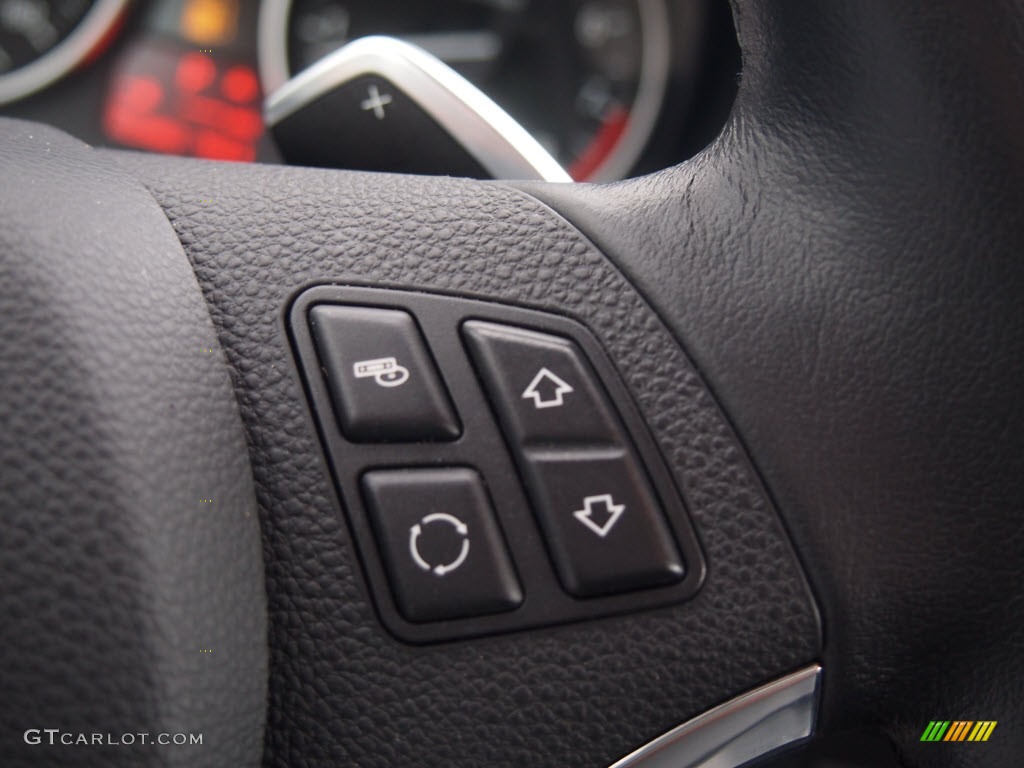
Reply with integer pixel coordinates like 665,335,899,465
573,494,626,538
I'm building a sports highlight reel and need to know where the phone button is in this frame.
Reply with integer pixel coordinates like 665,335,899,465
310,305,461,442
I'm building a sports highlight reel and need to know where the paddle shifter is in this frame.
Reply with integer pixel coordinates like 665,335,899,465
263,36,570,182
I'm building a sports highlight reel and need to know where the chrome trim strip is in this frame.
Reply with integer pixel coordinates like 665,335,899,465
608,665,821,768
264,35,570,182
257,0,290,95
0,0,130,106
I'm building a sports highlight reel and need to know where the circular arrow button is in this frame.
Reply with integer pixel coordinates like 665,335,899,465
408,512,471,576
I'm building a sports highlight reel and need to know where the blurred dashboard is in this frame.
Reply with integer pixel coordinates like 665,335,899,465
0,0,737,180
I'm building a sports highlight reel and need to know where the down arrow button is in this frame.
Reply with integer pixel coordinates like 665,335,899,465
521,448,684,598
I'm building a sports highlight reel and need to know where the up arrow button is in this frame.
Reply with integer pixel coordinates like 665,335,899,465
522,367,574,409
462,321,623,446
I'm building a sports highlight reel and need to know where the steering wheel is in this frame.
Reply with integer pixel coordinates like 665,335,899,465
2,1,1021,767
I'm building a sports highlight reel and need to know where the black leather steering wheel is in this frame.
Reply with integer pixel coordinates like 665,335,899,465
1,1,1021,767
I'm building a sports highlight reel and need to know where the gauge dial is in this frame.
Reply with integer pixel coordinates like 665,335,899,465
259,0,672,180
0,0,128,106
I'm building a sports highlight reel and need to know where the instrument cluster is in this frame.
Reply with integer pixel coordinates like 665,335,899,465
0,0,737,179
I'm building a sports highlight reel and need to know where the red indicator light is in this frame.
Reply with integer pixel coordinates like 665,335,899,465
105,77,190,155
180,94,262,141
175,52,217,94
117,75,164,113
220,65,260,104
195,130,254,162
104,42,263,162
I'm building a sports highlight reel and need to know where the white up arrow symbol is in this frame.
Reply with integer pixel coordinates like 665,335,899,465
522,367,574,409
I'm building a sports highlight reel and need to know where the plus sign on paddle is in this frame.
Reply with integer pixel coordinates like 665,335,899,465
360,84,393,119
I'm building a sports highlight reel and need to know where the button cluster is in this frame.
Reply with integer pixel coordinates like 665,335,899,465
463,321,684,598
290,287,703,642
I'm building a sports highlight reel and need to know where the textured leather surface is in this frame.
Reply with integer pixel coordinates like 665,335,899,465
106,149,821,768
520,2,1024,767
0,119,267,767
